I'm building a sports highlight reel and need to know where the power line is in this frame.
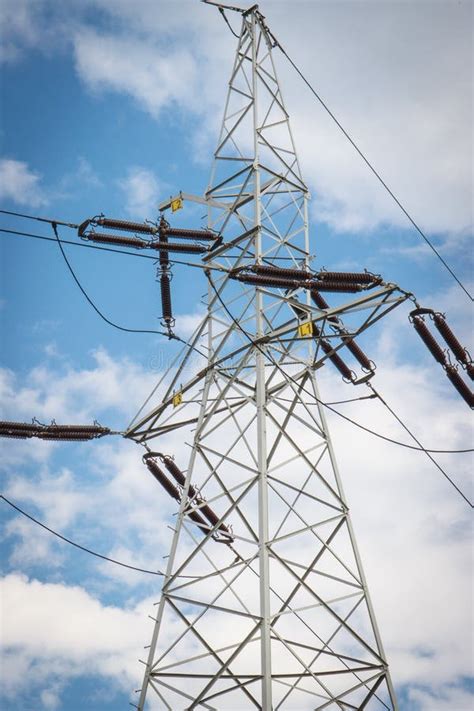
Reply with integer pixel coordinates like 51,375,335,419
9,220,469,457
208,276,473,454
1,215,309,266
1,226,159,260
51,223,208,360
1,224,259,271
207,275,473,507
0,208,79,229
267,33,473,302
51,223,172,338
368,383,474,506
1,494,163,576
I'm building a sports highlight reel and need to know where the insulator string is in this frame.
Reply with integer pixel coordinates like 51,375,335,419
206,274,473,506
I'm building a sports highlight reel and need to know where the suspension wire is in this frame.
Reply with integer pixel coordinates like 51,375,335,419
368,383,473,508
0,494,164,576
206,276,473,506
266,34,473,302
0,208,79,228
218,7,240,38
1,226,160,260
51,223,208,359
1,225,231,272
52,223,172,338
278,393,378,406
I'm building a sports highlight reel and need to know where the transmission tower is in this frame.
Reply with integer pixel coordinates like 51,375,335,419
127,5,408,709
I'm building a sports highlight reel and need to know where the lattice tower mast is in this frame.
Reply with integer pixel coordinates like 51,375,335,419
129,6,404,709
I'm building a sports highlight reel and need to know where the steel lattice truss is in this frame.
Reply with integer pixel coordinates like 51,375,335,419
128,8,406,710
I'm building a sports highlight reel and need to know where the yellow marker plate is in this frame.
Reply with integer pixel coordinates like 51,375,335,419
171,197,183,212
172,392,183,408
298,321,313,338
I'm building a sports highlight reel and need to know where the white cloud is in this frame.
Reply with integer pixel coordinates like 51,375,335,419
3,2,471,236
1,327,472,706
0,158,48,207
408,685,474,711
118,167,162,219
174,309,206,339
0,0,43,62
66,0,472,238
1,2,473,706
0,348,160,427
0,573,153,703
73,29,200,119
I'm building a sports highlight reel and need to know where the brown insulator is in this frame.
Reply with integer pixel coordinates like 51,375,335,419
0,421,40,432
310,290,329,310
160,456,198,499
309,291,340,324
467,363,474,381
95,217,157,234
250,264,312,281
184,507,212,532
37,431,95,441
143,455,181,501
158,233,169,268
0,430,35,439
232,273,301,289
44,424,110,435
198,502,232,537
313,325,354,381
310,281,362,293
161,226,216,241
158,455,232,539
433,313,471,366
341,335,374,372
160,273,173,326
325,350,354,381
445,366,474,409
84,232,148,249
149,241,207,254
316,271,381,285
412,316,447,366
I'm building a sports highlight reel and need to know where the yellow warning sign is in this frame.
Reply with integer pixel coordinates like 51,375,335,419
172,392,183,408
171,197,183,212
298,321,313,338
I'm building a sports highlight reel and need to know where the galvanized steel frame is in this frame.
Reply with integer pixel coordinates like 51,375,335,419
132,7,402,710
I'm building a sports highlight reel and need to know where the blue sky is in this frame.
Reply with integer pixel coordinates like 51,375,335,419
0,1,473,710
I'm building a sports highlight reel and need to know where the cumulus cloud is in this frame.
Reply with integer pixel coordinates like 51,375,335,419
73,29,200,119
1,1,472,707
0,0,44,62
0,573,152,700
2,2,471,236
118,167,162,219
0,348,160,426
408,685,474,711
0,158,48,207
67,0,472,238
1,323,472,707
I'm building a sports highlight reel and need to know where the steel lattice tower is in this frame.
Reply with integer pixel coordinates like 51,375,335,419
128,6,406,709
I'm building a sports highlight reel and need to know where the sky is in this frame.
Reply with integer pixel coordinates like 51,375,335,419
0,0,473,709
